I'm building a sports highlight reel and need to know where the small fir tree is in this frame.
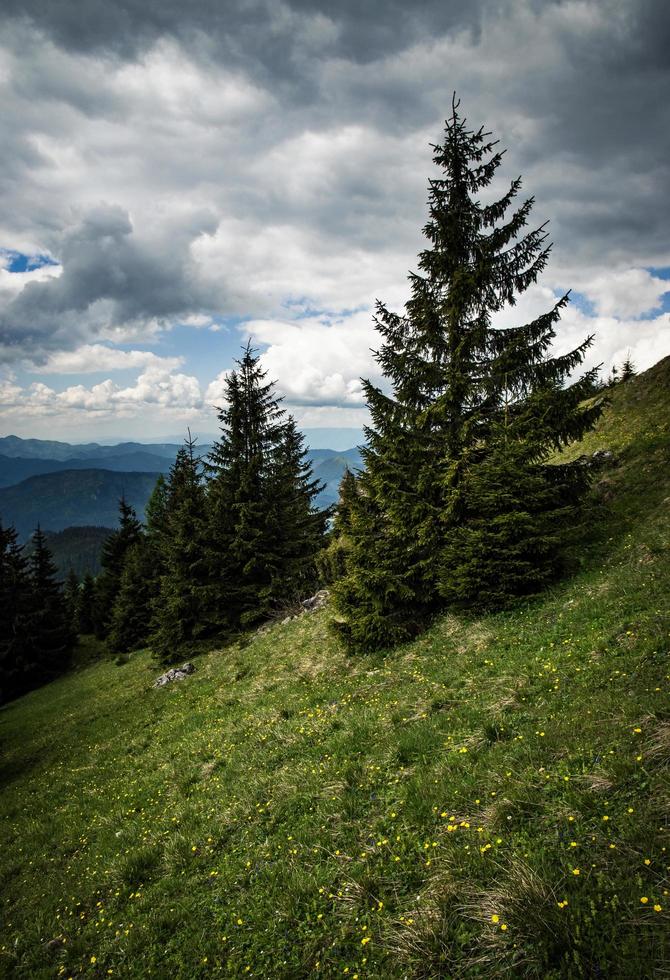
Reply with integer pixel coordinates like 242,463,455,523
151,434,211,662
108,537,155,653
27,525,75,681
620,352,636,382
93,498,142,638
334,98,601,650
317,468,358,585
77,572,96,635
63,567,80,634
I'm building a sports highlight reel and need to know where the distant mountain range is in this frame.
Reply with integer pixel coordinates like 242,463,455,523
0,469,161,541
0,435,363,543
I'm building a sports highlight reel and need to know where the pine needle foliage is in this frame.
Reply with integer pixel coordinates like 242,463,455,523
93,498,142,639
26,526,75,686
206,344,326,629
0,520,34,703
151,434,210,664
334,98,602,651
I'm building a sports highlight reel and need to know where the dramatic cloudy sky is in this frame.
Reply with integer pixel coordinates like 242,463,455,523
0,0,668,442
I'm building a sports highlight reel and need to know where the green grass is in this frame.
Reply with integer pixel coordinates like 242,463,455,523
2,359,670,979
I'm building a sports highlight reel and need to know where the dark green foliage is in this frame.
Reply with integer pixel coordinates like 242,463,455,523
267,418,329,601
620,352,636,382
206,345,327,630
317,468,357,585
108,539,155,654
0,520,34,703
40,525,112,579
151,436,211,663
438,433,579,608
206,345,286,628
334,99,601,650
77,572,96,635
20,526,75,695
93,499,142,639
63,567,80,632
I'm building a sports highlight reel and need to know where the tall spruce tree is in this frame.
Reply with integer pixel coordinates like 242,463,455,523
151,434,210,663
334,99,601,650
0,519,34,703
207,344,286,627
93,498,142,639
207,344,327,627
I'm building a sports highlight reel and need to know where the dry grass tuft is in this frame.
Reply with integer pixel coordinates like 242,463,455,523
460,861,563,977
575,772,614,793
646,721,670,765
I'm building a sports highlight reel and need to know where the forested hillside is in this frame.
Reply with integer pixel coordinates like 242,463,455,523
0,469,161,539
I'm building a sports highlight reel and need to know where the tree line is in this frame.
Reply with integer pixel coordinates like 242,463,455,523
3,99,627,702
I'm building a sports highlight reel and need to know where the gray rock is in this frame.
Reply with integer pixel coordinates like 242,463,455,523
153,662,196,687
301,589,330,611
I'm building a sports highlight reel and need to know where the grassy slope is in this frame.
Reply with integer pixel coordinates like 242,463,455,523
1,360,669,980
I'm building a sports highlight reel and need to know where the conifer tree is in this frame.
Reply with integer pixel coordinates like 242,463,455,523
207,344,327,626
27,526,75,681
334,98,601,650
77,572,96,635
207,344,286,627
317,468,357,585
620,352,636,382
151,434,210,662
64,567,80,634
93,498,142,638
108,538,155,653
268,418,328,601
0,519,34,703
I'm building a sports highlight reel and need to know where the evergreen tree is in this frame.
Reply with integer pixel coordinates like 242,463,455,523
207,344,286,627
151,434,210,663
317,468,358,585
107,472,173,654
77,572,96,635
334,99,601,651
108,538,155,653
93,498,142,638
268,418,328,601
207,345,327,627
0,519,34,703
63,567,80,634
620,352,636,382
27,526,75,682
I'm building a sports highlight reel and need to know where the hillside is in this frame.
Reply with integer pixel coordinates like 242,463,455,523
0,452,175,488
0,436,184,461
36,526,113,578
0,360,668,978
0,469,160,540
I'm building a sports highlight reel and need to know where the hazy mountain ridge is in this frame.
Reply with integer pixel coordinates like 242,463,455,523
0,469,161,540
0,437,363,527
0,436,361,544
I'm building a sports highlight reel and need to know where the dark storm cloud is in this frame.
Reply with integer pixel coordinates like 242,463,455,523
0,0,668,376
1,0,483,68
0,205,219,359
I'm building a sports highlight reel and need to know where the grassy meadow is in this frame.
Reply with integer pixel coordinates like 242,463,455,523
1,358,669,978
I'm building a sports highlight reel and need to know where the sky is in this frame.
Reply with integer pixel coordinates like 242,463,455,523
0,0,668,445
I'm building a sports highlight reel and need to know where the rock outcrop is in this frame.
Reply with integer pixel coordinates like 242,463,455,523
153,663,196,687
